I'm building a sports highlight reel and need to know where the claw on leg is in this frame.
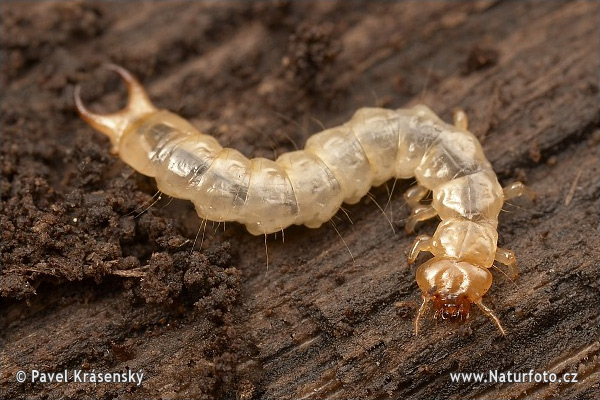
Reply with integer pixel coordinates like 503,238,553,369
475,300,506,336
453,109,469,131
495,247,518,279
503,182,536,202
408,235,433,264
74,64,156,154
405,205,437,234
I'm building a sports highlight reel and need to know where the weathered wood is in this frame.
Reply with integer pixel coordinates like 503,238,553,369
1,2,598,399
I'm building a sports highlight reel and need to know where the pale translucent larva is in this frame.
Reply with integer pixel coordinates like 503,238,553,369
74,65,534,335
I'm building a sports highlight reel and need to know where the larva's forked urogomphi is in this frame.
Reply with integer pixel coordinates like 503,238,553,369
75,64,534,335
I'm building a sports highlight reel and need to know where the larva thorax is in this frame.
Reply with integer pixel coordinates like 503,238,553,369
75,65,533,335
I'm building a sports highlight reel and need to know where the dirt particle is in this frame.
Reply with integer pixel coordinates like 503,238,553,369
418,365,432,374
463,45,499,74
279,22,343,107
237,379,255,400
529,139,542,163
394,301,414,319
110,341,136,362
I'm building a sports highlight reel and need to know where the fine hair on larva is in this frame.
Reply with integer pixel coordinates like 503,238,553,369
75,64,535,335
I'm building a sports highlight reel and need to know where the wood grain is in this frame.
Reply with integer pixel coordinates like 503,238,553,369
1,2,598,399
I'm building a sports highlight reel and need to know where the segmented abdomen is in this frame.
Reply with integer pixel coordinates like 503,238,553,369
116,104,502,236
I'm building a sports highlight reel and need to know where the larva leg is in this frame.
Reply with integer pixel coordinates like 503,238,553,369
408,235,433,264
494,247,518,279
453,109,469,131
503,182,536,201
405,205,437,234
403,185,429,208
414,295,429,335
475,300,506,336
404,185,437,233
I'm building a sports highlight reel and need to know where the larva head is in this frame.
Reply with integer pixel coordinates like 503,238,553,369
414,257,503,334
74,64,156,154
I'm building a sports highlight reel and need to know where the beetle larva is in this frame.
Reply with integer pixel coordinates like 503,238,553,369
75,64,534,335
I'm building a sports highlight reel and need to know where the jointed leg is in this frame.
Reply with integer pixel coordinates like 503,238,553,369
404,185,437,233
495,247,518,279
503,182,536,201
403,185,429,208
408,235,433,264
405,205,437,234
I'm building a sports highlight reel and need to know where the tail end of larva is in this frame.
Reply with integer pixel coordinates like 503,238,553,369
74,64,156,154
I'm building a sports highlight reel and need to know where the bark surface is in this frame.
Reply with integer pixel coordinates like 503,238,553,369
1,2,599,399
